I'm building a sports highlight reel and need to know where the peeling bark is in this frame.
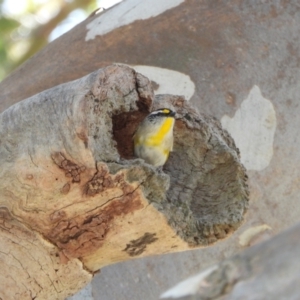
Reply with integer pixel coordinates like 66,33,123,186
0,0,299,298
0,64,248,299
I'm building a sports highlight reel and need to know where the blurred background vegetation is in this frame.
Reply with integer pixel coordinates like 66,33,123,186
0,0,121,81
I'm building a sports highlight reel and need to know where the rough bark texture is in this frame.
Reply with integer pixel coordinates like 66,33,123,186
0,215,91,299
163,96,248,245
1,0,297,298
113,94,249,247
0,64,247,299
162,221,300,300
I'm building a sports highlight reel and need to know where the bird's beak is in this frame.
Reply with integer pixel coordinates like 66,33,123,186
170,111,176,117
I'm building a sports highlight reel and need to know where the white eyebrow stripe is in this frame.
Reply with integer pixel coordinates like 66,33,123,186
150,111,163,115
150,109,170,116
150,110,163,116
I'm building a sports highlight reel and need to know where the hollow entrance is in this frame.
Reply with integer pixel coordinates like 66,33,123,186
112,110,148,159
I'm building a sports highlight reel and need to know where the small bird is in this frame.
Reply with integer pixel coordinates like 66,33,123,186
133,108,176,167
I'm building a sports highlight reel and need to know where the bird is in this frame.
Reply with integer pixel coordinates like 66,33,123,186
133,108,176,167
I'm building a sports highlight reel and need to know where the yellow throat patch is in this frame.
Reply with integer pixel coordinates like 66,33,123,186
146,117,174,146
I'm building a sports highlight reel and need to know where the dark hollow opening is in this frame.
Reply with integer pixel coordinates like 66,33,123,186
112,110,148,159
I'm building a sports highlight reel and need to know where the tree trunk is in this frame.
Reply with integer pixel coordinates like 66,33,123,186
0,0,297,299
0,64,247,299
161,221,300,300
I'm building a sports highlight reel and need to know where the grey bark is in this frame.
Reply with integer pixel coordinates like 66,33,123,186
0,0,299,299
0,64,247,299
162,221,300,300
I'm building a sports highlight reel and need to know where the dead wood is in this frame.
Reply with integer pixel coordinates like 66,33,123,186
0,64,248,299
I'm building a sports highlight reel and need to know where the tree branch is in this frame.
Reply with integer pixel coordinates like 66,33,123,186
162,221,300,300
0,64,248,299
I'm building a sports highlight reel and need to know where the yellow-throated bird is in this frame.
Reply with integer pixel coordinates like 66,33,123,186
133,108,176,167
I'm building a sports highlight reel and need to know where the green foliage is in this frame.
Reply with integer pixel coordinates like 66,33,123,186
0,0,98,81
0,17,19,79
0,17,20,33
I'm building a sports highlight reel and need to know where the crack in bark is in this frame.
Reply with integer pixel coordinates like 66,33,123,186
85,181,143,215
44,163,145,259
28,152,38,168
